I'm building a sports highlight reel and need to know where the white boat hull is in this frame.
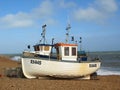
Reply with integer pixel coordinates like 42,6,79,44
21,58,101,79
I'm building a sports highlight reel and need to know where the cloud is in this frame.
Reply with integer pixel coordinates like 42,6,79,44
95,0,118,13
59,0,76,8
0,0,55,29
0,12,34,28
73,7,106,22
31,0,54,18
73,0,118,22
0,0,118,29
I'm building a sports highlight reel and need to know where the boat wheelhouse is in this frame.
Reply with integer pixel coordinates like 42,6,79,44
33,44,52,56
55,43,77,61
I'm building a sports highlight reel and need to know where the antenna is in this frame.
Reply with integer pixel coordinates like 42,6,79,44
65,16,71,43
79,37,82,51
71,36,74,41
41,24,47,44
51,38,54,55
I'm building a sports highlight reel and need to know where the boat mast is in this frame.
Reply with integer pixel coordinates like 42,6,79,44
65,19,71,43
41,24,47,44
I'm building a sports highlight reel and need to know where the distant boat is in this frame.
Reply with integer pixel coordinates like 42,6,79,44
21,24,101,79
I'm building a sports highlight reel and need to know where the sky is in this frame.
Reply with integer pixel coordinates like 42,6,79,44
0,0,120,54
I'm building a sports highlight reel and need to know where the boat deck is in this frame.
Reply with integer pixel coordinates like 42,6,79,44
22,55,100,63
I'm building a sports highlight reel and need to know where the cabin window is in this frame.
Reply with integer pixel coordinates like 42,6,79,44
72,47,76,56
64,47,69,56
34,47,36,51
34,46,39,51
40,46,43,51
37,46,40,51
44,46,49,51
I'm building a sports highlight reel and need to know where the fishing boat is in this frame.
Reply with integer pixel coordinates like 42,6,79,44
21,24,101,79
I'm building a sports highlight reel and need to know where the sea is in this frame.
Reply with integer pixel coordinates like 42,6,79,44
4,51,120,76
89,51,120,75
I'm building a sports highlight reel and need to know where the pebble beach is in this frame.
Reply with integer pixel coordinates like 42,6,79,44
0,56,120,90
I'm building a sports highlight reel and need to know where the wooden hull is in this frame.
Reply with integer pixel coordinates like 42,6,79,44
21,58,101,79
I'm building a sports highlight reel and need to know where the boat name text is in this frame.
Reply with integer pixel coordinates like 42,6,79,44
31,60,41,65
89,64,97,67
